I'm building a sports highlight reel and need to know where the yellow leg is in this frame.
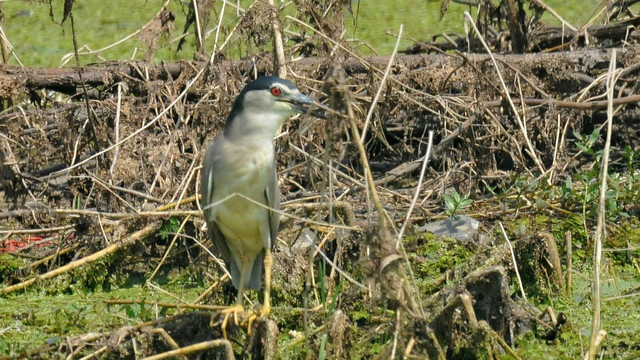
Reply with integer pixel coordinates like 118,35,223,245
235,262,248,306
246,250,273,335
262,249,272,316
217,261,249,339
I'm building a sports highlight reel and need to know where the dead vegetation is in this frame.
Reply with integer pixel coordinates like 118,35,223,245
1,0,640,359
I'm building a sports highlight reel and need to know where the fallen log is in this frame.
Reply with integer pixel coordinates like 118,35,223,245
1,48,637,98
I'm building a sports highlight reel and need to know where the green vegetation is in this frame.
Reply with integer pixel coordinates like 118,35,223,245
0,280,206,355
1,0,604,67
443,190,473,217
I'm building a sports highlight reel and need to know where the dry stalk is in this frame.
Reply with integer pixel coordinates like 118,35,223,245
192,273,229,304
59,0,172,66
109,82,123,176
326,67,426,352
565,230,573,295
341,81,389,235
390,306,402,359
103,183,164,204
77,346,108,360
361,24,403,141
148,215,192,281
209,0,226,62
142,339,235,360
27,243,79,269
154,195,199,211
425,328,447,360
586,48,617,360
530,0,577,31
171,157,199,207
395,131,433,249
151,328,183,352
0,224,74,235
193,0,205,52
268,0,287,78
103,299,228,311
499,221,528,303
55,209,200,219
464,11,546,174
0,25,23,65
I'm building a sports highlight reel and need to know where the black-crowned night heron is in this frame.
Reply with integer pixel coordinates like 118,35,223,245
200,76,314,332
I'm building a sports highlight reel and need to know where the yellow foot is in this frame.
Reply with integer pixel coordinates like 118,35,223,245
245,303,271,336
213,304,244,339
260,302,271,318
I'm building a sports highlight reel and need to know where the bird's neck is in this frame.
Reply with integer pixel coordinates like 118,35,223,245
224,111,286,142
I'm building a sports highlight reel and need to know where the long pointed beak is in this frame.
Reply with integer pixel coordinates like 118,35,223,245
285,93,332,119
282,92,315,114
308,102,330,119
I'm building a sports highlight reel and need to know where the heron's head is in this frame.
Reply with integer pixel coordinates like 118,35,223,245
224,76,314,137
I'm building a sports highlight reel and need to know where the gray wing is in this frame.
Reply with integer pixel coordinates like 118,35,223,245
266,161,281,251
200,139,240,285
245,161,280,290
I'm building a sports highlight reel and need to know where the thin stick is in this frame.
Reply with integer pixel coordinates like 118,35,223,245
587,48,616,360
109,82,123,176
193,0,204,52
191,273,229,304
59,0,172,66
313,244,367,291
464,12,546,174
209,0,226,63
0,224,74,235
28,243,79,269
390,306,403,359
0,26,24,66
499,221,527,302
268,0,287,78
361,24,403,141
103,299,228,311
584,330,607,360
344,81,386,230
142,339,234,360
395,131,433,249
530,0,577,31
547,113,562,183
77,346,108,360
148,215,192,281
565,230,573,295
171,158,199,209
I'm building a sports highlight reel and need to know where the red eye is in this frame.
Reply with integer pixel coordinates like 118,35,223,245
270,87,282,96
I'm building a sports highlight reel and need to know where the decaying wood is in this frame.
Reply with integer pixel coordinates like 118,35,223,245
0,48,636,97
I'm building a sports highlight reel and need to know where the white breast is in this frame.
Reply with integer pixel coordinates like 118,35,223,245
211,136,275,258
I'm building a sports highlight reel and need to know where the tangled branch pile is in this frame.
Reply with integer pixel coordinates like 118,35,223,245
1,0,639,358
